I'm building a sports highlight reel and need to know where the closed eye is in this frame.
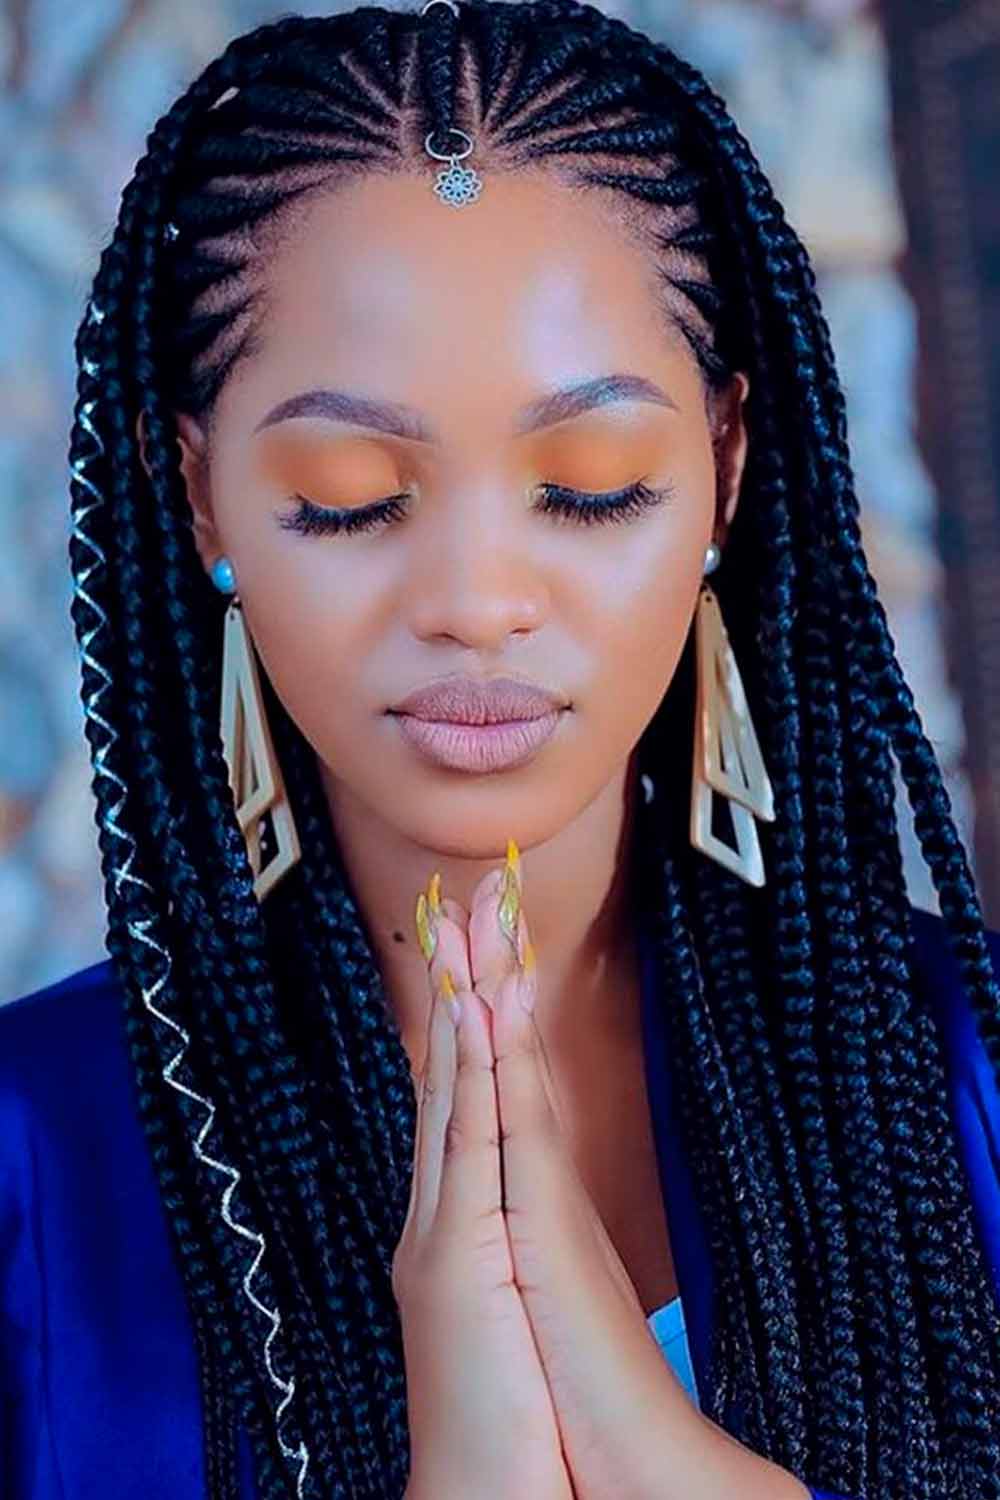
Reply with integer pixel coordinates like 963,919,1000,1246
535,478,674,526
275,477,675,537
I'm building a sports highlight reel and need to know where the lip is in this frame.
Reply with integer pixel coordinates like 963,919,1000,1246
390,674,567,725
392,710,563,773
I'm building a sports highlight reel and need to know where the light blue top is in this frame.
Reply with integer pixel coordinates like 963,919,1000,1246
647,1294,699,1405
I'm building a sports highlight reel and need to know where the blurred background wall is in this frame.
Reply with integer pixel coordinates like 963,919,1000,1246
1,0,997,1002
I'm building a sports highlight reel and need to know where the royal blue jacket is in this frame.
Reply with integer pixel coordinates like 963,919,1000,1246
2,901,998,1498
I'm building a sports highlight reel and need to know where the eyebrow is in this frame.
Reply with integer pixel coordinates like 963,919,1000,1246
253,372,678,442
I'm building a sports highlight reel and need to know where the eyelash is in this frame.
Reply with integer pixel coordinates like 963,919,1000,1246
276,478,675,537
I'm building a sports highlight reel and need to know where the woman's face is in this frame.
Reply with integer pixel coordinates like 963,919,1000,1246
176,170,748,862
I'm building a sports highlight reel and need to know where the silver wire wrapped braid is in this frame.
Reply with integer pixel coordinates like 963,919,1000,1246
70,299,312,1498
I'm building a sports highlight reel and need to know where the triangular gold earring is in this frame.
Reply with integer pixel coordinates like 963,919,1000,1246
690,572,775,887
213,558,301,901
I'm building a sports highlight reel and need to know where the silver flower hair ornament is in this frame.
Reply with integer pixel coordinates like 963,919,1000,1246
69,317,313,1497
420,0,483,207
425,126,483,206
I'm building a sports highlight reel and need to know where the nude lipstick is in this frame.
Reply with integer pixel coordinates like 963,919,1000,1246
389,674,567,773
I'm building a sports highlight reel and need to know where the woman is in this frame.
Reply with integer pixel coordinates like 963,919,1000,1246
2,0,998,1496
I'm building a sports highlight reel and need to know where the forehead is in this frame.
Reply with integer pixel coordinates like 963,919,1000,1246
250,170,690,399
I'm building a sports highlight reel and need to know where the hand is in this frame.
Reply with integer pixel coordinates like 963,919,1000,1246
460,848,691,1500
392,875,575,1500
423,844,811,1500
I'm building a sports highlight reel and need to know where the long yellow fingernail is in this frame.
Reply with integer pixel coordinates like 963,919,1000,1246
415,890,437,962
427,870,442,917
498,847,521,954
506,838,521,892
440,968,461,1025
522,938,536,978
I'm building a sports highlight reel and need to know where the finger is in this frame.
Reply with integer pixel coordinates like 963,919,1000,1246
407,878,474,1237
415,874,472,996
468,866,520,1006
514,914,569,1133
408,985,459,1240
439,894,469,929
426,906,473,997
494,969,644,1316
483,893,564,1135
492,969,563,1150
434,984,504,1238
401,918,445,1230
493,969,595,1299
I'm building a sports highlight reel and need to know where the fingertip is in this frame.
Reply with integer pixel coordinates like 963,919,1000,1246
428,915,473,994
447,983,472,1033
471,868,504,911
439,895,468,924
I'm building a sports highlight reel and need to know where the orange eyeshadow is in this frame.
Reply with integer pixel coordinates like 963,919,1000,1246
256,429,401,500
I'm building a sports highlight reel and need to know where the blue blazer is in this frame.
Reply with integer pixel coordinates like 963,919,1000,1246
2,902,998,1499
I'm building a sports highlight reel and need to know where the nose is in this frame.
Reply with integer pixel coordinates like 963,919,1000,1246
404,481,549,650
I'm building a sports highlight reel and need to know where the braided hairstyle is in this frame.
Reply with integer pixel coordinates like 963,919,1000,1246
67,2,1000,1496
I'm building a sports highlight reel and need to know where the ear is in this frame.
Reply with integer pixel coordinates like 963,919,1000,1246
708,370,750,549
136,408,222,578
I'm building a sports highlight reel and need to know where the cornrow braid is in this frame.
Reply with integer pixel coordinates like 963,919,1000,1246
66,2,1000,1496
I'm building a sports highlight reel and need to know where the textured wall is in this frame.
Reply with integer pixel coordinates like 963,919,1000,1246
0,0,974,1001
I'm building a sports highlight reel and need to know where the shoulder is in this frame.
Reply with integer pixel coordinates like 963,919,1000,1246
0,959,129,1355
905,899,1000,1110
0,956,125,1100
0,953,122,1029
906,899,1000,986
0,955,167,1324
0,957,131,1185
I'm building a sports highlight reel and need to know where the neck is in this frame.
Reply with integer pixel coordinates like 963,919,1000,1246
319,754,647,1074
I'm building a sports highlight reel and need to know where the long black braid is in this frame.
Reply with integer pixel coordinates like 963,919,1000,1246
66,3,1000,1496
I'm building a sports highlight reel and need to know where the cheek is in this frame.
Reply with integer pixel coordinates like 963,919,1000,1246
234,539,384,757
568,502,708,738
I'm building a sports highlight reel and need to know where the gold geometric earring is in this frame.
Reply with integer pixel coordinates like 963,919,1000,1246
689,542,776,887
212,556,301,901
